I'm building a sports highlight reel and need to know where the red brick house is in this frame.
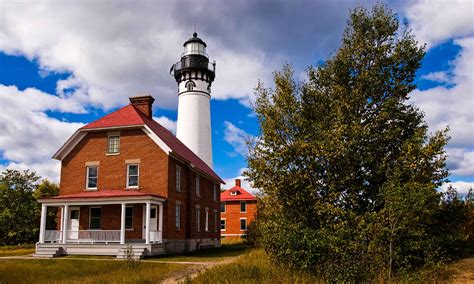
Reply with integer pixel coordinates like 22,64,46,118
220,179,257,239
35,96,224,258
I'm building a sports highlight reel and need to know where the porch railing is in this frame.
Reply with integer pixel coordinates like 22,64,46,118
149,230,162,243
45,230,62,242
66,230,121,243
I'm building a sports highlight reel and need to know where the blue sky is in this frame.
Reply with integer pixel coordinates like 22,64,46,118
0,0,472,192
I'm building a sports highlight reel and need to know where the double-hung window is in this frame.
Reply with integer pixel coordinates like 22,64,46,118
127,164,139,188
89,207,102,229
213,184,217,201
205,208,209,232
176,166,181,192
240,201,247,213
175,204,181,230
195,174,200,197
220,219,226,231
196,207,201,232
240,218,247,231
125,206,133,229
86,166,98,190
107,135,120,154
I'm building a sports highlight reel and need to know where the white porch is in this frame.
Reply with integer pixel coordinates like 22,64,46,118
38,194,165,246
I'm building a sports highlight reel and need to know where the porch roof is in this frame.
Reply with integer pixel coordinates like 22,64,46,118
39,190,166,205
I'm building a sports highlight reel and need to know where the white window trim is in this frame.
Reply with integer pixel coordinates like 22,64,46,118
126,164,140,189
240,217,247,231
195,174,200,197
240,201,247,213
89,206,102,230
106,134,120,155
176,166,181,192
86,166,98,190
205,207,209,232
220,218,226,231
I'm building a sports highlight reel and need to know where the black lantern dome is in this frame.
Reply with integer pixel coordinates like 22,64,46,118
170,32,215,83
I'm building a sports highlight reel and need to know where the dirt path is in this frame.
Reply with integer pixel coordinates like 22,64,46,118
161,256,240,284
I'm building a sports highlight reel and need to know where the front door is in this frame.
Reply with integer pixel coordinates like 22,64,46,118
68,207,80,240
143,205,158,240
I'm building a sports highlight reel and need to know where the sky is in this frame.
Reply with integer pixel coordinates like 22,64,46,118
0,0,472,194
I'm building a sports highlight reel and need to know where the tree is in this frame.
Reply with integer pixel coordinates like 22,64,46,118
34,179,60,230
0,169,41,245
246,4,468,281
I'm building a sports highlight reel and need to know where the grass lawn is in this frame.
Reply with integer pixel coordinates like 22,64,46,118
0,258,187,283
189,248,321,283
0,244,35,257
148,240,250,262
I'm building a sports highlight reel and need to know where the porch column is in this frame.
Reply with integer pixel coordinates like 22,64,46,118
59,207,64,242
158,202,163,242
145,202,151,244
62,204,69,244
120,203,126,245
39,204,47,243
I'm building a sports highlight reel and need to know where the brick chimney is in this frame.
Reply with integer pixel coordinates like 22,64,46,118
129,95,155,118
235,179,241,187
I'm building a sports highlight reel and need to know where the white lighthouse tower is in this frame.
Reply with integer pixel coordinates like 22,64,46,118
171,33,216,168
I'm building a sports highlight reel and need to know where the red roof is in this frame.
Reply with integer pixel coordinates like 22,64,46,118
44,190,164,200
80,104,224,183
221,186,256,201
82,105,144,129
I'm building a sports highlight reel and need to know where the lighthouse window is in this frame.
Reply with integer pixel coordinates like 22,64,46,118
185,81,195,91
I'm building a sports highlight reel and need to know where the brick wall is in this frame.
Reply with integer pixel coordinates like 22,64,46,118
221,200,257,236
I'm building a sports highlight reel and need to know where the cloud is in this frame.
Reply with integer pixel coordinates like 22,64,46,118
0,85,85,181
410,38,474,177
421,71,452,84
440,181,474,195
153,116,177,134
0,1,378,110
222,168,259,194
404,0,474,47
223,121,253,157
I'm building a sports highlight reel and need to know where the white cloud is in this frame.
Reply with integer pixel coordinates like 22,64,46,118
405,0,474,47
223,121,253,157
222,168,259,194
0,1,277,110
153,116,177,134
421,71,452,84
0,85,84,181
440,181,474,195
410,37,474,177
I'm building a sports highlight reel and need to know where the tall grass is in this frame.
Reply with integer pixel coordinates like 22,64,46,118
0,259,185,283
189,249,322,284
0,244,35,256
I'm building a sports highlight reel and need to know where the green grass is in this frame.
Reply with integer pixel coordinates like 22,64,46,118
148,241,250,262
189,248,322,284
0,258,187,283
0,244,35,257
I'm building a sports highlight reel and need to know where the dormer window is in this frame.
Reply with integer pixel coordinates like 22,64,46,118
107,134,120,154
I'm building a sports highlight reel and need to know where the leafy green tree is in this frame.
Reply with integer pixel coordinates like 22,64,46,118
246,4,468,281
0,169,41,245
34,179,60,230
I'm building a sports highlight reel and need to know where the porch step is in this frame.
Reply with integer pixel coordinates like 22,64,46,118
116,246,147,259
34,246,63,258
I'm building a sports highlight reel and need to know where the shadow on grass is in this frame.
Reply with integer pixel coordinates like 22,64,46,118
146,241,250,262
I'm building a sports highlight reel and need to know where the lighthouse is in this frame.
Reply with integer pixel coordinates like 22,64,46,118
170,33,216,168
